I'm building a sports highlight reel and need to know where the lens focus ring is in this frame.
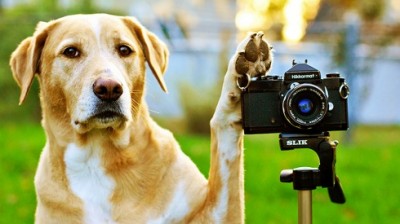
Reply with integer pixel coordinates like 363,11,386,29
282,84,328,129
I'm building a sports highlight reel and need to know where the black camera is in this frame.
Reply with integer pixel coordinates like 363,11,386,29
241,60,350,134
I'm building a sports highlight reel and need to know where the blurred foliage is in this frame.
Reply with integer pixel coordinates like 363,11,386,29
179,83,218,135
316,0,399,45
178,30,231,135
238,0,388,41
0,0,123,122
324,0,385,21
315,0,399,68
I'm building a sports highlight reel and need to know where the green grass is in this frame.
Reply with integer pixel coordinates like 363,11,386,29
1,123,400,223
0,122,45,223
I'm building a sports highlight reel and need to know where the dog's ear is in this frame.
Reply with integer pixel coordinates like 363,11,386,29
10,21,50,105
122,17,169,93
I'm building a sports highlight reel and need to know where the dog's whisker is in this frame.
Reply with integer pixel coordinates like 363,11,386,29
148,108,160,115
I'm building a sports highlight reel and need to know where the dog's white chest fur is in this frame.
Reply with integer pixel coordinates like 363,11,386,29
65,143,115,223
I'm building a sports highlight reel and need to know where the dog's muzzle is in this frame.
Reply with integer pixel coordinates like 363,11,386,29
90,77,127,124
72,77,131,133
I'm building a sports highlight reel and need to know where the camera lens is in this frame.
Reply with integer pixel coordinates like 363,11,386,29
282,84,328,129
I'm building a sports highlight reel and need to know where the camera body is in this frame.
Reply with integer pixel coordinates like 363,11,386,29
241,61,349,134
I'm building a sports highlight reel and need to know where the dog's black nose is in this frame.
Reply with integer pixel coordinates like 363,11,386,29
93,78,123,101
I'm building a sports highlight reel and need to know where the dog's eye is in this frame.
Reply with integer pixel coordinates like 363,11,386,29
63,47,80,58
117,45,133,57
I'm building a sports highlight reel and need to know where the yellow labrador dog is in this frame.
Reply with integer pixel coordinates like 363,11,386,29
10,14,272,223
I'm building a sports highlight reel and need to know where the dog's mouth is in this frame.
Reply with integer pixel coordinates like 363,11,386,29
73,102,129,133
90,101,127,122
90,110,127,124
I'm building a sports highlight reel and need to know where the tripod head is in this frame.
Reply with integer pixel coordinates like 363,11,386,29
279,132,345,204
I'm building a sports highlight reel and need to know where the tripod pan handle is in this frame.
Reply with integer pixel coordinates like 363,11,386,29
328,176,346,204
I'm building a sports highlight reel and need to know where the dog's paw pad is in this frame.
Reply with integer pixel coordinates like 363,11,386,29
235,52,249,74
260,40,271,61
244,39,259,62
233,32,273,77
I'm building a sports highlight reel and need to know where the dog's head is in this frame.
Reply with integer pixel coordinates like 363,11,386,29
10,14,168,133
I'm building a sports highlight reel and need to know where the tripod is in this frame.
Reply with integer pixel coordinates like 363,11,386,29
279,132,345,224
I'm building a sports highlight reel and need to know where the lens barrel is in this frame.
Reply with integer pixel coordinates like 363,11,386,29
282,84,328,129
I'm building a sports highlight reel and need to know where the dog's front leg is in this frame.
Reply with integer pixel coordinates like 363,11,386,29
202,32,273,223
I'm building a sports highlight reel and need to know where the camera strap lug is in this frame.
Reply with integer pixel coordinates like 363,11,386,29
237,73,251,91
339,82,350,99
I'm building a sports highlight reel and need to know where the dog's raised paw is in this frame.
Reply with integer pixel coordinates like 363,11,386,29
234,32,273,77
212,32,274,128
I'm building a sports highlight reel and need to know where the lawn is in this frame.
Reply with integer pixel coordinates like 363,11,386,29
1,122,399,223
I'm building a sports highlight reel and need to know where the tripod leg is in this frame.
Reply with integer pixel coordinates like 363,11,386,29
298,190,312,224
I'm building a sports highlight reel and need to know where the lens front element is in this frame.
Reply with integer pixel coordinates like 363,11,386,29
298,98,313,115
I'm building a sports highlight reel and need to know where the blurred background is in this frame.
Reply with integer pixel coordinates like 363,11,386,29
0,0,399,223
